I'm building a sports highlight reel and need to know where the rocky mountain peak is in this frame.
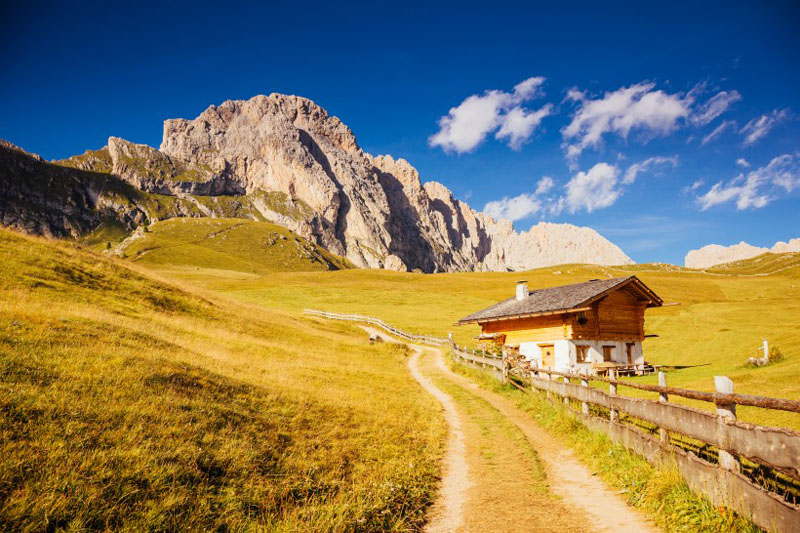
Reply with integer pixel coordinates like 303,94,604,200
1,93,635,272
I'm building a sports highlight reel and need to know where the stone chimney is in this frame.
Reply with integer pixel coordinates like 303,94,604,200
516,280,528,301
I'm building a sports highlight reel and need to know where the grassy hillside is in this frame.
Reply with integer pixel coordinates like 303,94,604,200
111,218,353,274
0,227,443,530
706,251,800,276
155,257,800,430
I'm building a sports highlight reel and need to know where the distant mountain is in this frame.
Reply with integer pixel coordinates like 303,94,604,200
685,238,800,269
0,93,633,272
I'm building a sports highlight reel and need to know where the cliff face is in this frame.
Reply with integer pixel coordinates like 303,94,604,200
685,239,800,269
0,93,634,272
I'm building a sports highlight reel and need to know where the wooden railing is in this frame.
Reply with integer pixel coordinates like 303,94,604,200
449,342,800,533
303,309,448,346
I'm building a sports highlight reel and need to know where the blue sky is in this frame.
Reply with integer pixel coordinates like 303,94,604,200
2,0,798,265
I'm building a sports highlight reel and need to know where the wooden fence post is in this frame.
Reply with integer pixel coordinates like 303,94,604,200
563,374,570,407
609,369,619,423
501,350,508,383
580,370,589,415
545,371,552,399
658,371,669,444
714,376,740,472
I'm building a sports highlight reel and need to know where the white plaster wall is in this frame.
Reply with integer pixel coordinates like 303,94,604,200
519,340,572,371
519,342,541,365
554,340,571,370
520,339,645,372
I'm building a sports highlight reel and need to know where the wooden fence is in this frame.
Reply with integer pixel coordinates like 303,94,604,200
303,309,448,346
449,341,800,533
305,309,800,532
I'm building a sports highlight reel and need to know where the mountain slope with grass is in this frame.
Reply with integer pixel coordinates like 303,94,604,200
109,218,353,274
0,227,444,530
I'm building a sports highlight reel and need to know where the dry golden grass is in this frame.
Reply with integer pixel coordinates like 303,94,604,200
0,227,445,531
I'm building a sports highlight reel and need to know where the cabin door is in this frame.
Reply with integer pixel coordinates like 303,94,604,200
626,343,635,365
539,344,555,368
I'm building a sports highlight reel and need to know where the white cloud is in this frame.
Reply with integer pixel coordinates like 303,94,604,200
429,77,552,153
740,109,789,146
483,192,542,222
682,179,704,195
565,162,622,213
690,90,742,126
482,175,558,222
512,77,546,100
535,176,555,195
495,104,553,149
736,158,750,168
697,153,799,210
484,156,679,220
622,155,678,185
701,120,737,145
561,82,691,161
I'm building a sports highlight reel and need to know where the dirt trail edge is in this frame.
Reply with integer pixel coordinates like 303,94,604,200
360,325,657,533
431,350,657,533
360,326,469,532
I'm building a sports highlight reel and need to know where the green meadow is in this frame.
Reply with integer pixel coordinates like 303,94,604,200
137,219,800,429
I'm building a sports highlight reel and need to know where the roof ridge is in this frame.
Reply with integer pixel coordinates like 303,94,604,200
458,275,658,325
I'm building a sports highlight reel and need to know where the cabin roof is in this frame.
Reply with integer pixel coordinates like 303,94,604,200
457,276,662,325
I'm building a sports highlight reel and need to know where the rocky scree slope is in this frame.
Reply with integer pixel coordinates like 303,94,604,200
0,93,632,272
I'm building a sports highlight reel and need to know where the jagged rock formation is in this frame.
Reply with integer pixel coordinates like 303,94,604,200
685,239,800,269
0,140,147,237
0,93,634,272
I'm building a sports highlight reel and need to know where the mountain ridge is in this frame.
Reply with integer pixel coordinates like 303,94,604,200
0,92,633,272
685,238,800,269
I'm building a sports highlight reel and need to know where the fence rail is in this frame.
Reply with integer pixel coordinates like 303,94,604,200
448,342,800,533
303,309,448,346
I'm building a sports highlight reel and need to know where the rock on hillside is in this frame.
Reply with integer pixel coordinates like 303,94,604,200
685,239,800,268
1,93,634,272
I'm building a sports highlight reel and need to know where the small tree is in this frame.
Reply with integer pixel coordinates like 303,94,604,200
106,242,111,250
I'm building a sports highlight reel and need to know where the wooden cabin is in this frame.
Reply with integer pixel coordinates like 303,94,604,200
458,276,662,374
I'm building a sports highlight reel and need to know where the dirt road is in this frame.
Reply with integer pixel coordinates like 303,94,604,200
360,326,657,533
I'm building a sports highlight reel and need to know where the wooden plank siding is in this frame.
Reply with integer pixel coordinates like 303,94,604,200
482,314,570,345
481,287,647,343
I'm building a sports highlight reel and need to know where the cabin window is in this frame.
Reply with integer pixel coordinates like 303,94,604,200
576,345,589,363
602,345,615,362
576,312,588,326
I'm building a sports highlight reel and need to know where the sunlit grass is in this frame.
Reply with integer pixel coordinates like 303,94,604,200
0,228,445,530
144,226,800,429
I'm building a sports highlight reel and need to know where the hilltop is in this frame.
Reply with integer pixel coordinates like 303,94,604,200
0,93,632,272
